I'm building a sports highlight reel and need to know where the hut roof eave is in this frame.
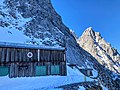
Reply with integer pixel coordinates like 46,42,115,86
0,42,65,51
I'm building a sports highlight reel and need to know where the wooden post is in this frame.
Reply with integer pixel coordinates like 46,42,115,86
14,63,18,78
6,48,10,62
10,49,14,62
0,48,2,63
1,48,5,62
46,62,51,75
19,49,22,62
9,63,14,78
38,49,40,62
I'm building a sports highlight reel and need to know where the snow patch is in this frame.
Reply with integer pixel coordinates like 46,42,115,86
0,66,95,90
78,86,85,90
0,27,30,43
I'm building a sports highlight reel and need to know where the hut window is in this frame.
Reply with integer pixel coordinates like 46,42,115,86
0,66,9,76
51,65,60,75
36,66,47,76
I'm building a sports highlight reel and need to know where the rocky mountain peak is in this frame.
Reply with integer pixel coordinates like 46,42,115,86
83,27,95,38
85,27,93,32
78,27,120,73
82,27,103,42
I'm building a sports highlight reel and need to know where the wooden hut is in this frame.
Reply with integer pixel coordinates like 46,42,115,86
79,68,93,77
0,42,66,78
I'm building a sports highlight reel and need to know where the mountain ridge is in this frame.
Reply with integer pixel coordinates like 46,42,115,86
78,27,120,74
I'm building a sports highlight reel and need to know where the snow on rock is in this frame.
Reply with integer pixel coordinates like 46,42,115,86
92,69,98,78
77,27,120,73
0,0,4,4
0,1,33,44
101,85,108,90
78,86,85,90
0,0,66,47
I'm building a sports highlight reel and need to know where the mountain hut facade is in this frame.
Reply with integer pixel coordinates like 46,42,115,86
0,42,66,78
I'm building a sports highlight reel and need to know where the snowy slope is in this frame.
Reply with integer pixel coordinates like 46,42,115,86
0,66,94,90
0,0,31,44
0,0,63,47
0,27,30,43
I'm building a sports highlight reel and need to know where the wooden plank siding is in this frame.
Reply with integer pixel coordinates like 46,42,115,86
0,46,66,78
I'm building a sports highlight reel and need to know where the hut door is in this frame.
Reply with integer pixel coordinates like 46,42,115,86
19,65,28,77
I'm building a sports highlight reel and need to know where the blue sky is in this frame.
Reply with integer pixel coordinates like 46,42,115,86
51,0,120,53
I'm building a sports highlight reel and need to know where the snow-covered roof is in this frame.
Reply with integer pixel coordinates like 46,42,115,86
0,42,65,51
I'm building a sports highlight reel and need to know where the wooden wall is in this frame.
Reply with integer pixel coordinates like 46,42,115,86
0,47,66,78
0,47,38,64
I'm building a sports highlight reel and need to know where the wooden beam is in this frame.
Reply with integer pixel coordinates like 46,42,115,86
1,48,5,62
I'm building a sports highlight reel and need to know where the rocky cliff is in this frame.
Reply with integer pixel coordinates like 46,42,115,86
78,27,120,74
0,0,74,46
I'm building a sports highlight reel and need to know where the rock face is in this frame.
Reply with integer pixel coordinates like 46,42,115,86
0,0,120,89
0,0,92,68
0,0,75,46
70,29,78,40
78,27,120,73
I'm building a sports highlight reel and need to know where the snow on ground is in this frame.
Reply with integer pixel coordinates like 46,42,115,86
0,27,30,43
92,69,98,77
0,3,34,45
0,66,94,90
0,0,4,5
78,86,85,90
101,85,108,90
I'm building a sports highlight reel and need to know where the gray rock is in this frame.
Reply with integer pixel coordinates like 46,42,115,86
77,27,120,73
